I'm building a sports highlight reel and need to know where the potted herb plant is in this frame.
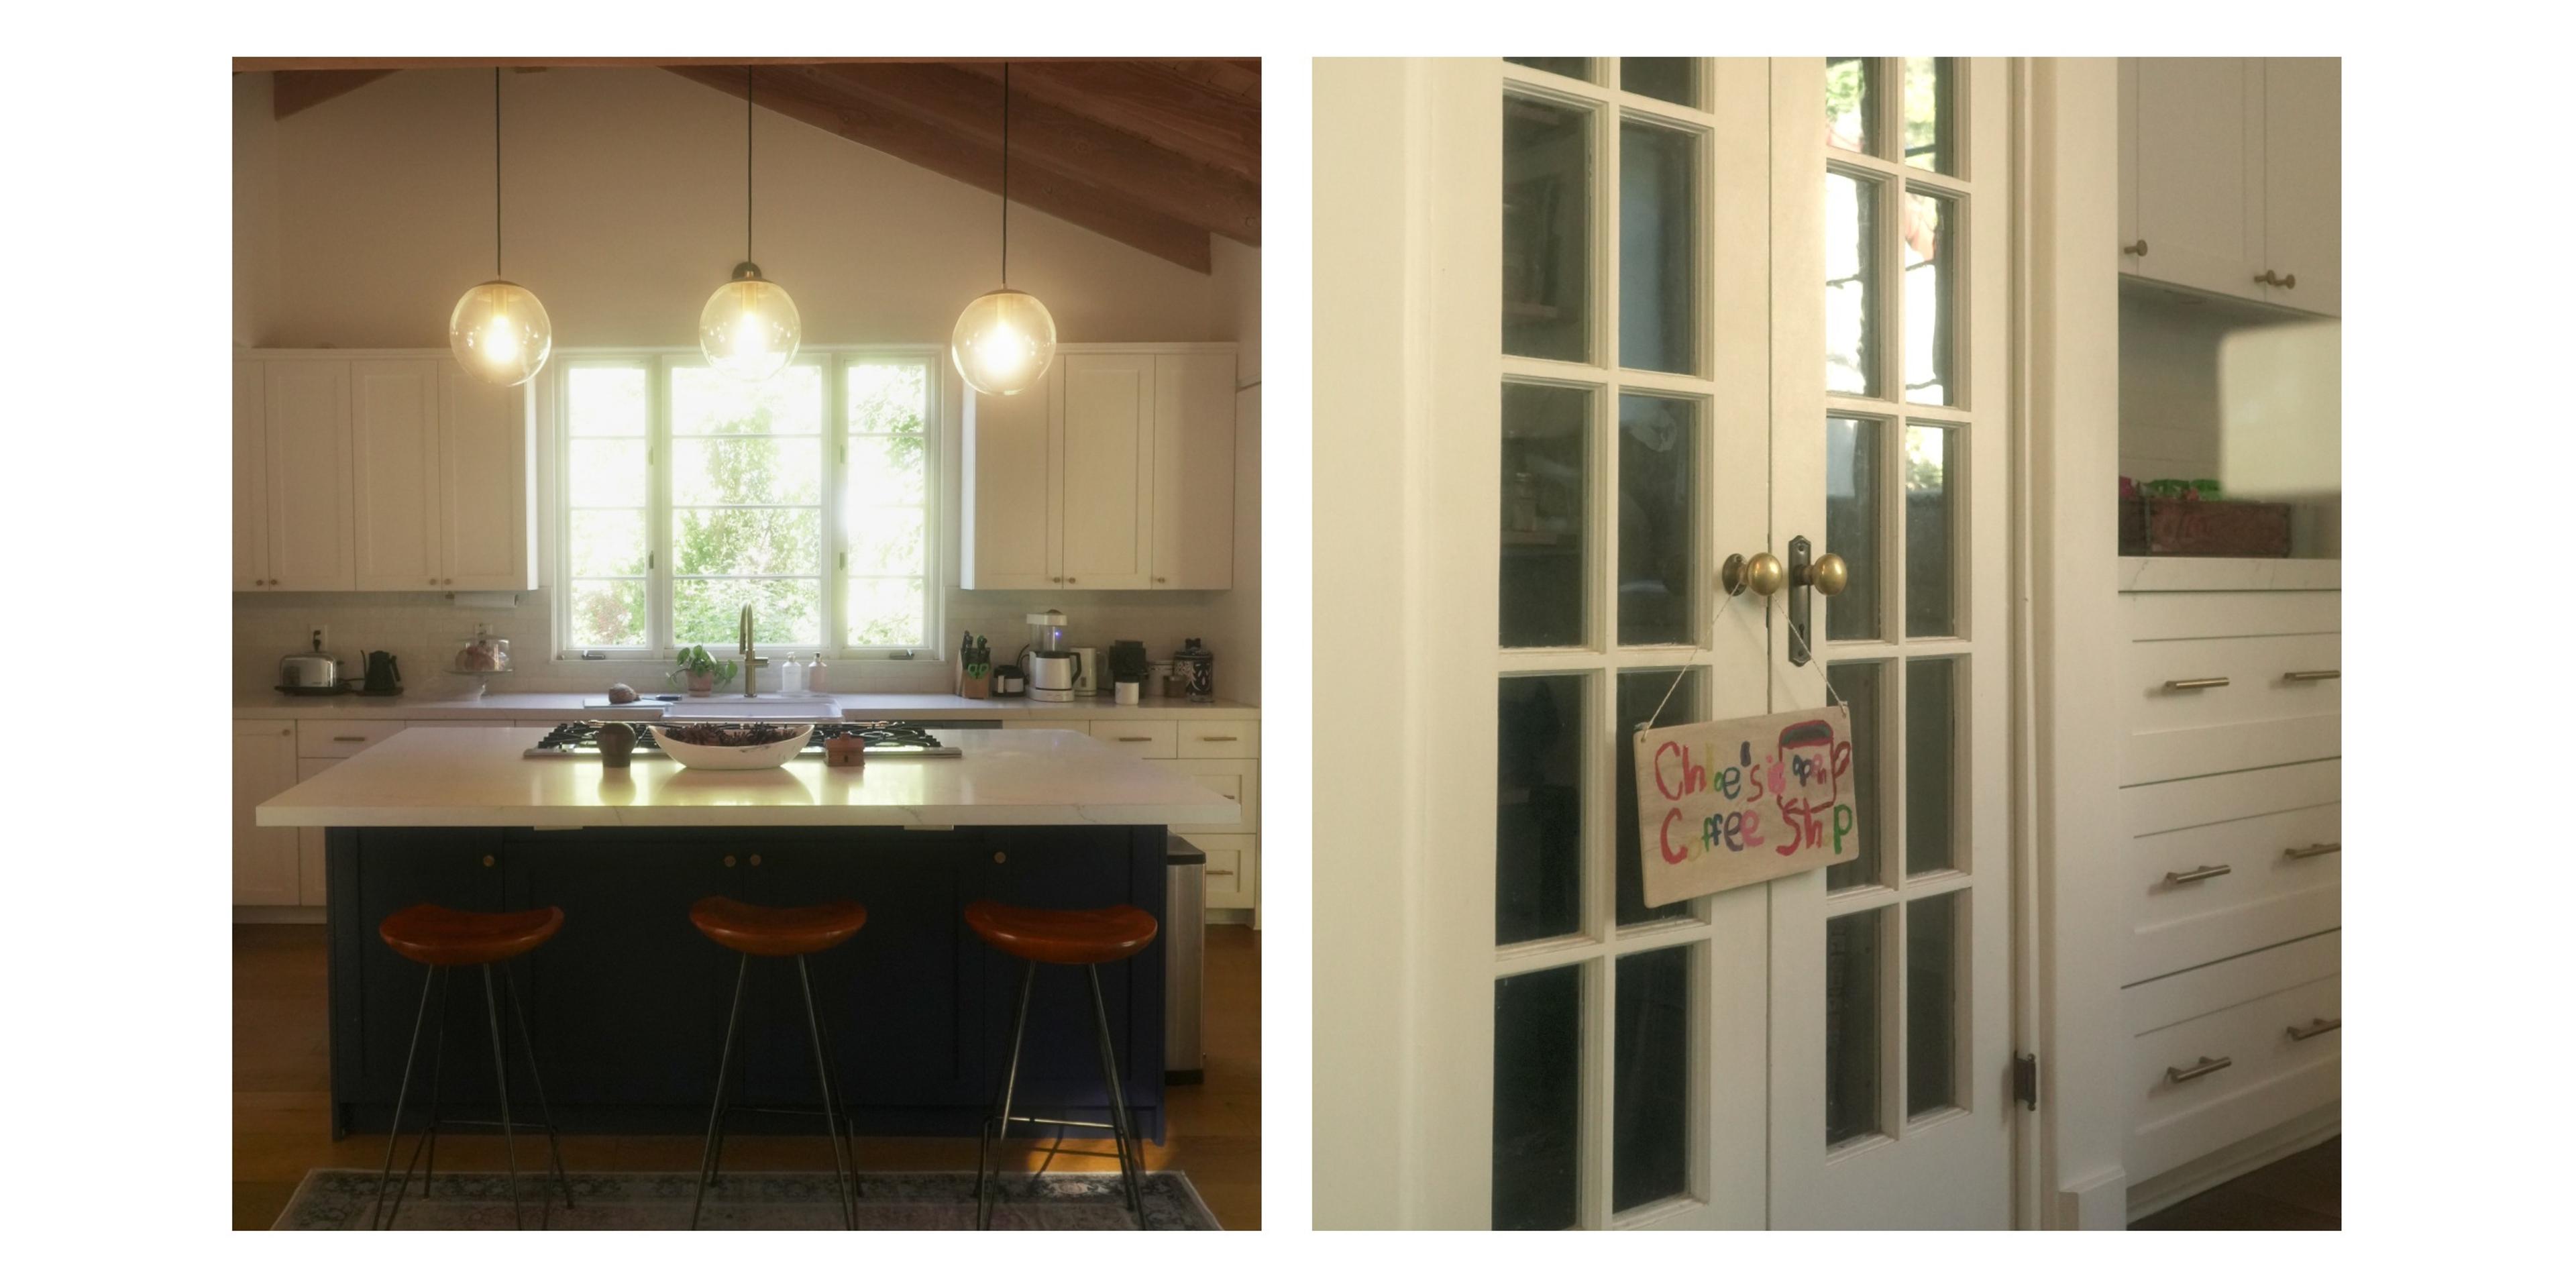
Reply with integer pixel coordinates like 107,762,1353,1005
676,645,739,696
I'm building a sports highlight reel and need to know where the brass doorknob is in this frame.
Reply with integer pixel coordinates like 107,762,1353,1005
1797,553,1851,596
2123,239,2148,257
1722,551,1786,597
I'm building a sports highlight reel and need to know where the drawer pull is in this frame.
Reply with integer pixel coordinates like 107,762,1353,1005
2282,669,2339,682
2286,1017,2341,1042
1199,735,1240,742
2165,1055,2233,1083
2162,677,2229,692
2284,842,2340,860
1116,736,1154,743
332,735,369,742
1206,868,1236,877
481,854,495,868
2165,863,2232,885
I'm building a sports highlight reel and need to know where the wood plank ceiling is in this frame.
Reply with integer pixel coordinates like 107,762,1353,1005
251,59,1259,273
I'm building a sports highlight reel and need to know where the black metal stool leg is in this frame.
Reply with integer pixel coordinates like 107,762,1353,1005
480,963,524,1230
976,958,1037,1230
807,963,866,1213
692,953,752,1230
1085,964,1148,1228
371,964,439,1230
794,955,857,1230
419,966,451,1198
502,961,576,1218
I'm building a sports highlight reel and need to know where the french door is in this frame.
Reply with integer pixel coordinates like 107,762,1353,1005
1408,56,2012,1230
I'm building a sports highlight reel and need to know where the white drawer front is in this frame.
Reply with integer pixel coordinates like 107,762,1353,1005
1003,719,1091,734
2123,762,2341,984
1089,720,1177,759
2121,589,2340,643
2125,936,2341,1183
1181,759,1259,830
298,720,407,758
1176,719,1259,759
2120,631,2339,785
411,719,515,728
1182,832,1258,908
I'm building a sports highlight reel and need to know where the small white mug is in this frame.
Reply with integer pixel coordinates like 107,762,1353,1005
1114,679,1141,706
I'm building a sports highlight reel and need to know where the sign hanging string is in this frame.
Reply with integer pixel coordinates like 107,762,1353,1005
1637,590,1851,732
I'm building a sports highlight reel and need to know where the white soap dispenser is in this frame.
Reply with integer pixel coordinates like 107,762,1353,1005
806,651,830,695
781,653,807,695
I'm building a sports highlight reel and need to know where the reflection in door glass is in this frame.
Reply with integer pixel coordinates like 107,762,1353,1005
1616,667,1700,926
1825,57,1877,154
1903,423,1957,637
1504,97,1593,362
1622,58,1698,108
1617,394,1697,645
1823,660,1883,890
1902,58,1956,175
1494,964,1582,1229
1904,189,1956,406
1905,655,1958,877
1826,171,1882,396
1825,416,1884,641
1620,121,1699,374
1907,892,1961,1118
1613,946,1692,1212
1501,384,1589,648
1497,674,1585,945
1825,907,1884,1146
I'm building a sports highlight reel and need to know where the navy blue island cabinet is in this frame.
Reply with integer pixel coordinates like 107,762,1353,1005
323,824,1167,1142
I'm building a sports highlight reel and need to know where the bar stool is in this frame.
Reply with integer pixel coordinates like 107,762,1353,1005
370,904,574,1230
965,900,1159,1230
688,895,868,1230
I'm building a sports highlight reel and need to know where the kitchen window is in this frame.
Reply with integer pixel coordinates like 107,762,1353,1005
557,352,939,657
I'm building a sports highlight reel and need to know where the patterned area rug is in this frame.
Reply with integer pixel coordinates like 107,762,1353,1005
273,1169,1220,1230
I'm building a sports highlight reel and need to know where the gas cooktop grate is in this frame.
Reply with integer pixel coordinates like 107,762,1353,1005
528,720,950,756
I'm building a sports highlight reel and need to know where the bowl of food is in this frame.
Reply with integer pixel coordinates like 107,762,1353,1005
652,722,814,770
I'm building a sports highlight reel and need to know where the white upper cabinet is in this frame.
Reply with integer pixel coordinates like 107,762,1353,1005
963,374,1059,590
1151,352,1237,589
437,367,537,590
234,360,272,589
351,359,442,590
1059,354,1157,590
2262,58,2341,316
2122,58,2339,317
263,361,356,590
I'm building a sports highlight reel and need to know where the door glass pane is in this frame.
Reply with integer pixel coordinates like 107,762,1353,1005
1493,964,1582,1230
1903,422,1957,637
1825,170,1882,396
1505,97,1593,362
1907,893,1961,1118
1616,667,1700,926
1507,58,1594,83
1621,58,1697,108
1825,907,1885,1146
1617,394,1696,645
1613,945,1691,1212
1619,121,1698,374
1825,57,1878,154
1501,384,1590,649
1902,58,1956,175
1825,416,1884,641
1498,674,1585,945
1904,655,1958,877
1903,189,1957,406
1823,660,1883,890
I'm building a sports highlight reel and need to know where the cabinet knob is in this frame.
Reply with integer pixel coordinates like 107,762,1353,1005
1155,576,1167,584
482,854,495,867
748,853,762,867
2123,239,2148,257
993,851,1008,865
280,728,292,736
723,853,737,867
2278,272,2296,289
1065,577,1077,584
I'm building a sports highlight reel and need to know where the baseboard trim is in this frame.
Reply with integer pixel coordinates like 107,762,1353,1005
235,906,327,925
2125,1102,2341,1223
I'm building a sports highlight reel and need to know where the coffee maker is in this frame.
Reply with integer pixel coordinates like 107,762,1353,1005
1020,610,1082,703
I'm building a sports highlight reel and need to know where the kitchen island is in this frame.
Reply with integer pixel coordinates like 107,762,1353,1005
258,727,1240,1142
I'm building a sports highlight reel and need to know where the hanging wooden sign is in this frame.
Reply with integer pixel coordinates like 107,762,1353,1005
1631,705,1859,906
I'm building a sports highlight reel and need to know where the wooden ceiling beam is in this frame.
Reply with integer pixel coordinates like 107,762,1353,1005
667,66,1213,273
270,69,394,119
235,57,1059,72
963,60,1260,186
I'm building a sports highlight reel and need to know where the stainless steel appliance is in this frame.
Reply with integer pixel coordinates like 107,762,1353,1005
1021,610,1082,704
276,631,339,694
521,720,983,759
1069,646,1101,695
1165,834,1207,1084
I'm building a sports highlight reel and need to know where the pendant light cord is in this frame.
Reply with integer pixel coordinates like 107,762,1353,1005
492,68,503,278
1000,62,1010,288
745,64,755,264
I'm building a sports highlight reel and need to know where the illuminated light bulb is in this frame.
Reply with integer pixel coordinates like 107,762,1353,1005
447,280,551,386
700,262,799,380
950,288,1057,396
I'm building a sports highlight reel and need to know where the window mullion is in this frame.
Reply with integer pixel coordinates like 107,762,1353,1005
653,354,674,655
824,358,845,656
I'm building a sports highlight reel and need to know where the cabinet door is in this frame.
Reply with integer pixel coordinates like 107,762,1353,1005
1150,352,1238,589
232,720,301,906
233,360,271,589
2117,59,2141,272
2263,58,2341,317
438,368,535,588
351,360,442,590
2131,58,2267,304
1057,354,1156,590
960,379,1058,589
264,362,356,590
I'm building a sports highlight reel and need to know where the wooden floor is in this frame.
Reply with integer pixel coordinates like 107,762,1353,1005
2130,1137,2340,1230
233,922,1262,1230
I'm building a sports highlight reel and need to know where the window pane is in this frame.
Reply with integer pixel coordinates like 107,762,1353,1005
1904,656,1958,877
1507,57,1593,82
674,576,820,647
672,508,822,577
1903,423,1957,636
849,434,928,507
1621,58,1697,107
673,435,822,506
568,366,646,436
1825,416,1884,641
1617,394,1695,645
1826,57,1877,155
1824,660,1883,890
1616,667,1700,926
1907,893,1961,1118
1904,189,1956,406
568,439,647,508
1825,170,1882,396
1902,58,1956,176
568,509,646,578
671,364,823,435
1613,946,1690,1212
1501,384,1589,649
568,579,645,649
1498,674,1585,945
1619,120,1697,374
847,506,926,578
845,362,927,434
1493,964,1582,1230
847,576,924,648
1504,97,1592,362
1825,907,1885,1146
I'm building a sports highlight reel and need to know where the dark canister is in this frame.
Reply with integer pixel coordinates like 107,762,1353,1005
596,722,638,769
1175,638,1215,704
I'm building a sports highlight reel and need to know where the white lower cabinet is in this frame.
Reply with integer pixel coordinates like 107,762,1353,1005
233,720,301,906
296,759,335,906
2123,932,2341,1186
1179,831,1258,915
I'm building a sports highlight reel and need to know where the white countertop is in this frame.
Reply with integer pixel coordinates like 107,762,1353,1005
256,727,1245,829
231,690,1258,722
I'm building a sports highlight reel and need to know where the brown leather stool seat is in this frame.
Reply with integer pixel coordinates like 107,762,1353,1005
962,900,1159,966
378,904,564,967
690,896,869,957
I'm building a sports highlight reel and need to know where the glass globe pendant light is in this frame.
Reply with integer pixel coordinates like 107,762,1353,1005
951,62,1057,396
449,68,551,386
700,65,800,381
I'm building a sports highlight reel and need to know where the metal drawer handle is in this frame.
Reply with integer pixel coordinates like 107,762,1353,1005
2286,1017,2340,1042
2166,1055,2233,1083
2165,863,2232,885
1199,735,1240,742
2282,669,2339,682
1206,869,1236,877
332,735,368,742
2284,842,2340,860
2163,677,2229,691
1116,736,1154,743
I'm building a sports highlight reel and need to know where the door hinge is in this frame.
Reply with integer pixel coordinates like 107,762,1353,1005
2013,1052,2039,1110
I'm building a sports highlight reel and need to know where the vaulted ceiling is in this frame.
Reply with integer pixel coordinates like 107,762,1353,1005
234,58,1260,273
